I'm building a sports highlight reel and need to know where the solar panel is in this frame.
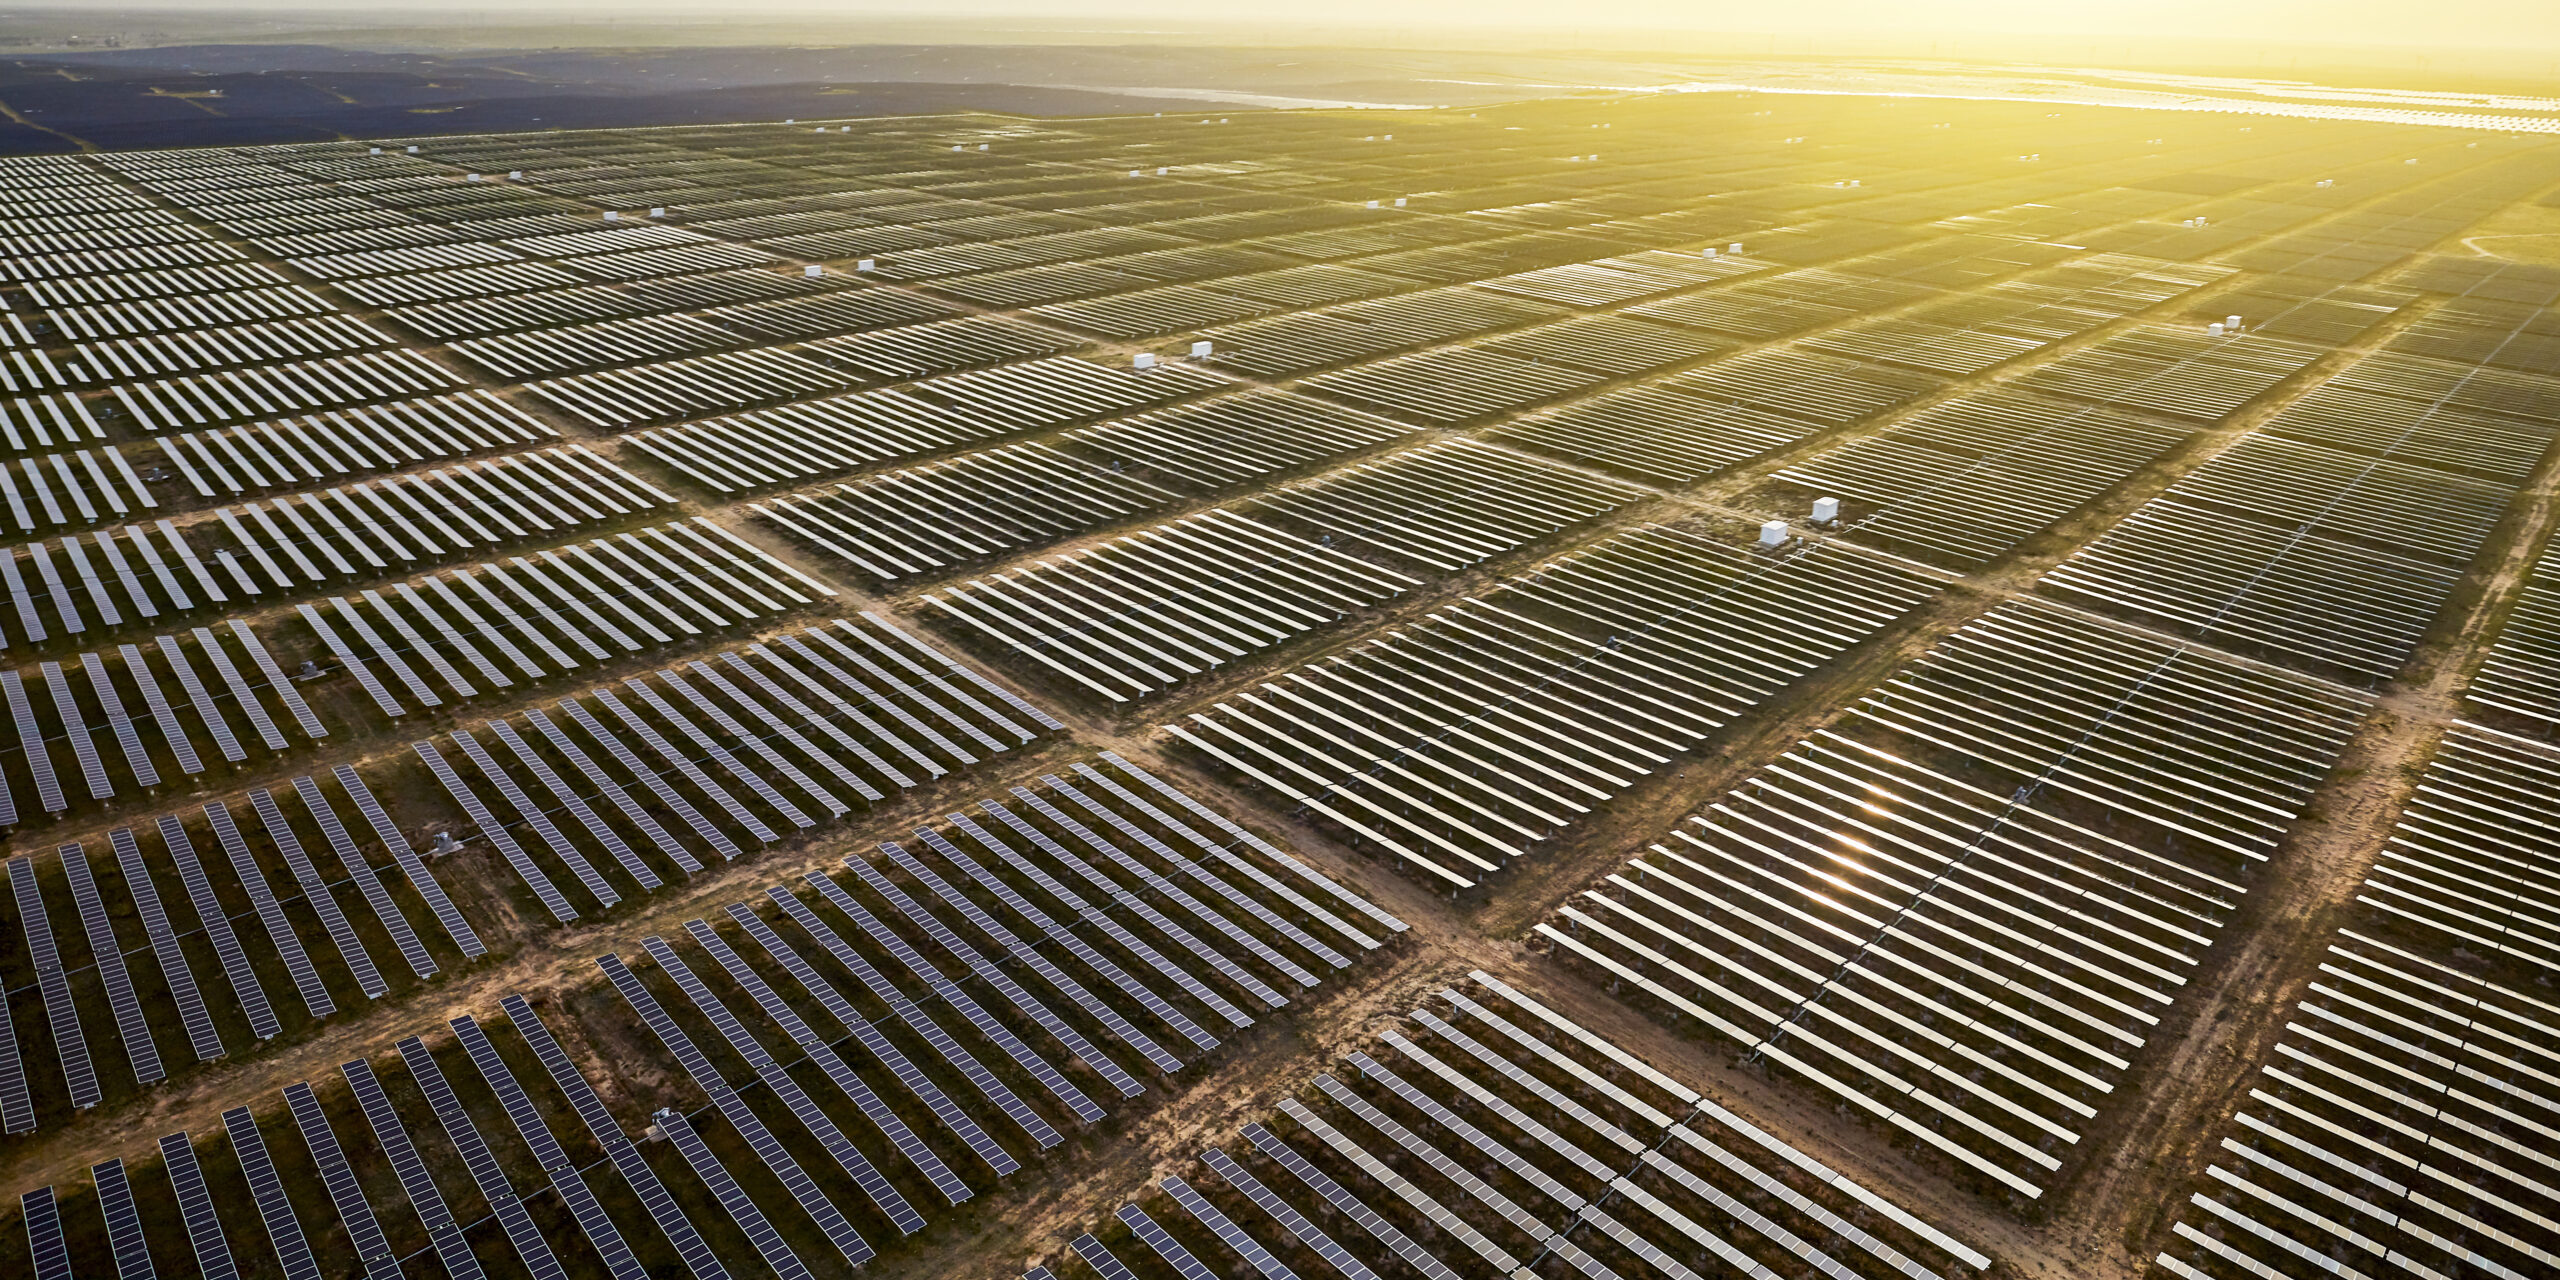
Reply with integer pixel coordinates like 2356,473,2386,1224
290,775,435,979
281,1080,395,1271
396,1036,568,1280
10,854,101,1109
0,546,43,647
644,934,921,1230
1117,1202,1223,1280
1048,774,1346,971
442,1018,567,1171
908,825,1201,1064
1453,979,1686,1121
332,764,484,957
759,886,1061,1153
1276,1098,1518,1272
513,709,699,877
641,670,842,817
1071,1232,1144,1280
1241,1123,1459,1280
682,919,969,1208
786,629,1009,756
58,842,162,1083
157,633,245,762
81,653,158,788
228,620,326,738
721,648,917,787
724,902,1022,1177
599,952,877,1266
708,654,915,795
160,1131,244,1280
495,993,627,1146
1161,1173,1305,1280
190,626,288,751
820,859,1119,1117
107,827,220,1061
203,800,334,1020
341,1057,488,1280
559,696,740,860
3,668,65,814
494,994,733,1280
299,602,404,717
118,642,200,775
0,925,26,1132
22,1186,70,1280
448,727,619,907
654,1107,817,1280
32,662,109,801
1099,750,1405,937
21,543,75,637
358,592,474,701
222,1105,323,1280
1404,1012,1635,1158
911,824,1198,1075
248,788,386,998
1347,1052,1580,1211
413,738,578,921
742,643,948,776
1311,1074,1550,1241
91,1157,158,1280
483,717,660,888
154,814,282,1039
449,1014,649,1280
1199,1147,1379,1280
591,685,777,843
861,610,1063,732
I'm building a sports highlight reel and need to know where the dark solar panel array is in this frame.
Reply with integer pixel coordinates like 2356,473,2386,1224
222,1104,322,1280
282,1079,397,1273
21,1185,70,1280
682,918,972,1206
640,934,924,1232
600,952,877,1268
334,763,485,957
21,95,2560,1280
109,826,223,1061
203,800,334,1020
91,1157,156,1280
9,855,100,1110
247,787,386,999
154,814,281,1041
290,774,436,978
654,1107,815,1280
58,841,164,1084
499,992,732,1280
342,1057,487,1280
450,1014,651,1280
158,1131,242,1280
396,1035,568,1280
756,887,1062,1154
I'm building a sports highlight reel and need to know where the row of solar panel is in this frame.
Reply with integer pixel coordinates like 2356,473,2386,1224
14,751,1403,1274
1034,972,1986,1280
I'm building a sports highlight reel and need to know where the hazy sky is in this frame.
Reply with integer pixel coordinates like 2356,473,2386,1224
132,0,2560,53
